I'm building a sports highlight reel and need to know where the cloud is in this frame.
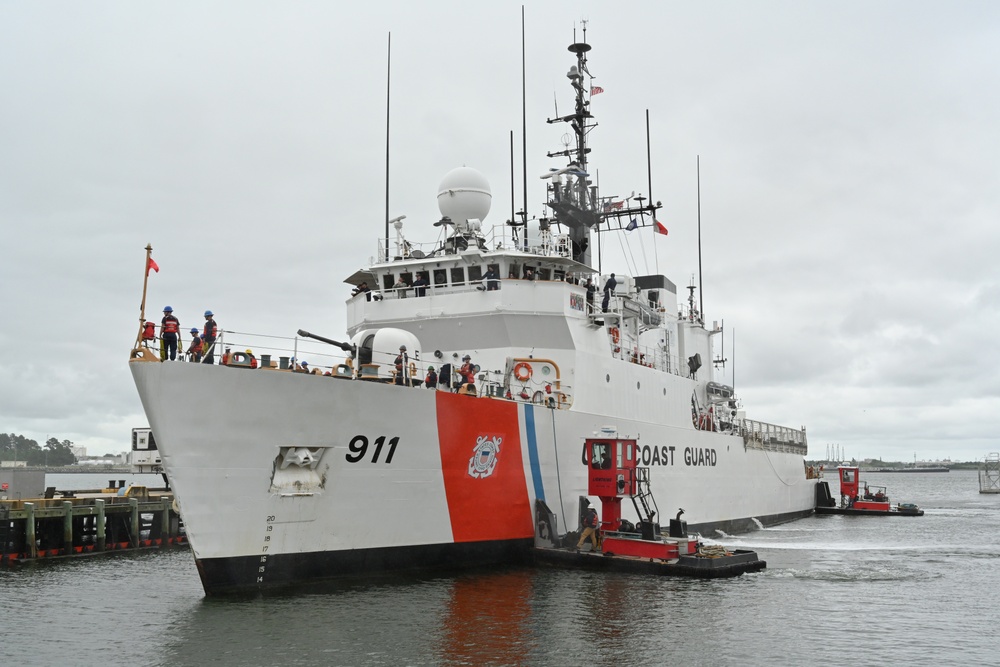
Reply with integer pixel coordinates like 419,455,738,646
2,1,999,463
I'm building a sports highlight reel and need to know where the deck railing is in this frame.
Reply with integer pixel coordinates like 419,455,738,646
741,419,808,455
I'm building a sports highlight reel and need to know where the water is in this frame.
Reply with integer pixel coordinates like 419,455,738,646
2,471,996,666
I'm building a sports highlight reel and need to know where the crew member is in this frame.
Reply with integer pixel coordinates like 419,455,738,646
202,310,218,364
351,282,371,301
576,502,600,551
394,345,409,385
412,273,429,297
601,273,617,312
424,365,438,389
484,266,500,291
459,354,476,391
161,306,180,361
187,328,203,362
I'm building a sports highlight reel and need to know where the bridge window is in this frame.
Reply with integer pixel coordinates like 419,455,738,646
450,268,465,286
468,265,483,282
433,269,448,286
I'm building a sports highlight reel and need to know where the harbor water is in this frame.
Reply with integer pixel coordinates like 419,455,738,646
2,470,996,666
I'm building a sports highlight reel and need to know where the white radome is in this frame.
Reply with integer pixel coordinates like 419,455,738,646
437,167,491,224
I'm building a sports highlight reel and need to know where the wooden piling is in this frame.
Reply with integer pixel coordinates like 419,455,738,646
129,497,139,548
95,499,106,552
160,497,171,540
63,500,73,555
25,503,36,559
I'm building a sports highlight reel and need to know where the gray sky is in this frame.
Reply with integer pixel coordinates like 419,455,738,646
2,1,998,462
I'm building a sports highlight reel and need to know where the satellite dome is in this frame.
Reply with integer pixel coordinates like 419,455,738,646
437,167,491,226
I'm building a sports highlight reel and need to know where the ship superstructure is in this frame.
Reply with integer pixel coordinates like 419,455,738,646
130,31,816,595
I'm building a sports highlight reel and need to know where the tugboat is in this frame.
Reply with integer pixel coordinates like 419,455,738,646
815,465,924,516
533,429,766,578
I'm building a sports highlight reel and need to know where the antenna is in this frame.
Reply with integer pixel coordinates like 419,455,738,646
732,327,736,393
509,130,515,246
521,6,529,252
646,109,656,274
384,33,391,260
697,155,704,319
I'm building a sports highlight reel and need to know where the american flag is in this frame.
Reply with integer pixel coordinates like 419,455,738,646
591,86,604,95
602,200,624,212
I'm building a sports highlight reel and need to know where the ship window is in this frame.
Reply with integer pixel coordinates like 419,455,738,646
842,469,855,483
626,443,633,461
451,268,465,285
468,265,483,282
616,442,623,468
433,269,448,286
382,275,394,290
538,267,551,281
508,263,520,279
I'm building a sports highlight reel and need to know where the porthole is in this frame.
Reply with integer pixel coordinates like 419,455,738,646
637,382,641,390
606,374,610,383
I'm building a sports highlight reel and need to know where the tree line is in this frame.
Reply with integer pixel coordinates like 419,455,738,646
0,433,78,466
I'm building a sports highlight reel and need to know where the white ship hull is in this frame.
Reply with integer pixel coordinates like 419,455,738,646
132,361,815,594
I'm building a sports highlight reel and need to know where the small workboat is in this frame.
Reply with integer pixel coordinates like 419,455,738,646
815,465,924,516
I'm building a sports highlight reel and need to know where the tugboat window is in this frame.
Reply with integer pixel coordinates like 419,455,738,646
591,442,611,470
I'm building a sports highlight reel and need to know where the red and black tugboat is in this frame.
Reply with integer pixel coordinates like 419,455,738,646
815,466,924,516
532,431,766,578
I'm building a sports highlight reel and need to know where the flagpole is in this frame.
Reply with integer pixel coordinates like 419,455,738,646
136,243,153,348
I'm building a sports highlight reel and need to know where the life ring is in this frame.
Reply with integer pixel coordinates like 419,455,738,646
609,327,620,345
514,362,533,382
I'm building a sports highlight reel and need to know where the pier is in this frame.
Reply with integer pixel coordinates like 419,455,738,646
0,490,185,563
980,454,1000,494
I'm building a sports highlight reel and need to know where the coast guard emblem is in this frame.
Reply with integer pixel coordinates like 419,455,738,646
468,436,502,479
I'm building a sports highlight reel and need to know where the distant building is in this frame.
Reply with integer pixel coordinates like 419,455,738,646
71,445,87,459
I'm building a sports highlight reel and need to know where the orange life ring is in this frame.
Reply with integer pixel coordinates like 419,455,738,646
514,362,532,382
609,327,620,344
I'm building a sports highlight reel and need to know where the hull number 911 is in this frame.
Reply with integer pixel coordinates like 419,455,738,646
346,435,400,464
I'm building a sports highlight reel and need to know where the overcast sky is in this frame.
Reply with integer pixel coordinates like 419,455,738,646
2,1,998,462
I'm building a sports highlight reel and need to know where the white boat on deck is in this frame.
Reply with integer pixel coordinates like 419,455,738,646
130,29,817,595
